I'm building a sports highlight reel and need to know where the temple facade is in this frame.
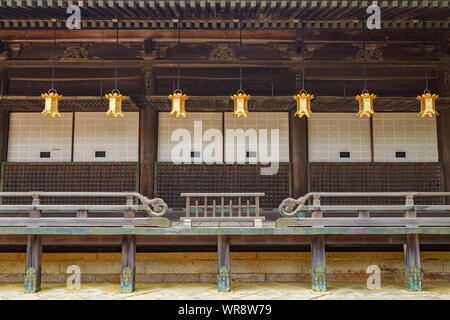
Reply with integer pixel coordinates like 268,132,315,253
0,1,449,293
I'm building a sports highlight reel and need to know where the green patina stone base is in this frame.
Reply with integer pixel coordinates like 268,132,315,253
217,266,231,293
120,267,135,293
312,266,327,292
405,267,422,292
148,218,171,228
24,267,41,293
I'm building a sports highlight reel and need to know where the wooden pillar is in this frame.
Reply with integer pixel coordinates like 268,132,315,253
404,234,422,292
24,235,42,293
120,235,136,293
139,105,158,198
0,61,9,163
217,235,231,292
0,109,9,162
311,235,326,292
437,109,450,192
142,65,156,96
289,111,308,198
311,200,326,292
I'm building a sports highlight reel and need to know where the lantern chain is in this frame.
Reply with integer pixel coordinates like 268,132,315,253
423,20,429,91
114,18,119,90
177,18,181,91
301,19,305,91
239,19,243,91
362,18,367,91
51,19,56,90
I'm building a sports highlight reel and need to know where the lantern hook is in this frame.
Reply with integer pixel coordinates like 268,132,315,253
111,88,121,95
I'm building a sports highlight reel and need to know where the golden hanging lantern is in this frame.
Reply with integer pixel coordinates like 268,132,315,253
293,89,314,118
105,89,127,118
168,89,188,118
231,90,250,118
417,89,439,118
41,89,63,118
355,89,376,118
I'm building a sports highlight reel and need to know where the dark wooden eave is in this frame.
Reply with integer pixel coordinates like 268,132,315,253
144,95,450,112
2,95,449,113
0,96,140,111
0,0,449,27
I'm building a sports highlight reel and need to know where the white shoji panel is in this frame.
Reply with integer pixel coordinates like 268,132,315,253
373,113,438,162
224,112,289,163
7,112,73,162
308,113,372,162
73,112,139,162
158,112,223,162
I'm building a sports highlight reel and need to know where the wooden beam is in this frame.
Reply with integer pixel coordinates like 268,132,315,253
289,111,308,198
217,234,231,293
24,234,42,293
120,234,136,293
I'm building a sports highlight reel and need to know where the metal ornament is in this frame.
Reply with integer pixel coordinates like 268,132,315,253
41,89,63,118
417,90,439,118
168,89,188,118
355,89,376,118
293,89,314,118
231,90,250,118
105,89,127,118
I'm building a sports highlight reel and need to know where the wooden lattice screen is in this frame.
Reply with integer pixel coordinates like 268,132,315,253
1,162,139,204
155,163,291,209
308,163,444,205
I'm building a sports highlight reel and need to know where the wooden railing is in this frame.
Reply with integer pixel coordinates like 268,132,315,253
0,192,168,227
279,192,450,227
180,193,265,227
278,192,450,293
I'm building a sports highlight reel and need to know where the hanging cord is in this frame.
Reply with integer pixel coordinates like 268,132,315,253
177,18,181,90
362,18,367,91
239,19,243,91
423,20,429,91
51,20,57,90
301,19,305,90
114,19,119,90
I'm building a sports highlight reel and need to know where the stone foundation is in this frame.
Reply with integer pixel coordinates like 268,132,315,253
0,252,449,283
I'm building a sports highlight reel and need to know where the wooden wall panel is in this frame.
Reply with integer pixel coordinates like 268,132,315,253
155,163,290,209
308,163,443,205
1,162,138,204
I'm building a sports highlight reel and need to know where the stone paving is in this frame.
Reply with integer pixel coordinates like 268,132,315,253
0,282,448,300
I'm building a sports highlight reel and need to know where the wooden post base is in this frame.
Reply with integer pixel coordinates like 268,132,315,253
311,235,327,292
24,267,41,293
217,266,231,293
24,235,42,293
120,267,135,293
120,235,136,293
404,234,422,292
217,235,231,293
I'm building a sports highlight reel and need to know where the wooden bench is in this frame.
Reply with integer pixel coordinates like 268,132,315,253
180,192,265,228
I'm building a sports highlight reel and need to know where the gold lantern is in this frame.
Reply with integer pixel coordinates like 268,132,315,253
355,89,376,118
168,89,188,118
41,89,63,118
231,90,250,118
417,89,438,118
105,89,127,118
293,89,314,118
